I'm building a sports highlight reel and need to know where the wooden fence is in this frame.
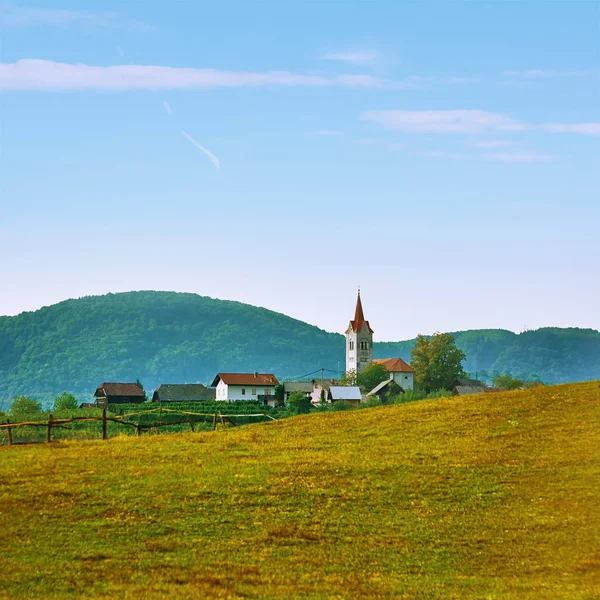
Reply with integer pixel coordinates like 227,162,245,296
0,407,277,445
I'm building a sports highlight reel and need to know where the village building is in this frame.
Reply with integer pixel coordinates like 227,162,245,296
365,378,403,402
345,291,415,396
211,372,280,406
346,290,373,375
152,383,216,403
373,357,415,391
328,385,362,406
94,382,146,406
283,378,341,405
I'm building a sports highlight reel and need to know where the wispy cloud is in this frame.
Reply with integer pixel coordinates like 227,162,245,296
163,101,172,115
419,151,467,159
543,123,600,136
485,152,557,163
0,59,404,91
306,130,344,137
362,110,524,133
181,131,220,169
504,69,594,79
1,2,151,30
473,139,512,149
319,50,379,67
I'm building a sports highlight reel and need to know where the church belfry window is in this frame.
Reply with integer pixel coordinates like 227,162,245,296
349,341,354,350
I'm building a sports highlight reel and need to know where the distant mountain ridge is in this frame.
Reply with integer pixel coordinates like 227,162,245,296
0,291,598,407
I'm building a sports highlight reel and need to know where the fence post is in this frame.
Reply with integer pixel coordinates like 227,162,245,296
136,424,141,436
212,413,218,431
188,418,195,433
47,414,53,443
102,407,107,440
6,419,13,445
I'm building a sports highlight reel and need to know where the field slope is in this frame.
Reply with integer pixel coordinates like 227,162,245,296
1,382,599,599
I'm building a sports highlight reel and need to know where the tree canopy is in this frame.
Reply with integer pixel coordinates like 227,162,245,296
53,392,79,411
410,333,466,393
356,363,390,392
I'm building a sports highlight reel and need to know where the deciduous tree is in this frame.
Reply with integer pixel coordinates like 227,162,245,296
53,392,78,411
10,396,42,417
410,333,466,393
356,362,390,392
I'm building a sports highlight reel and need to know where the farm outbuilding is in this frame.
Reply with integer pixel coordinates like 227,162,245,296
152,384,216,403
94,382,146,406
328,386,362,407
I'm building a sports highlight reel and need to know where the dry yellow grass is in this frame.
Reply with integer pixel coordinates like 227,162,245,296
0,382,599,599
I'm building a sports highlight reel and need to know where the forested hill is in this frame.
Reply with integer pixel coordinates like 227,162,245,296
0,291,599,407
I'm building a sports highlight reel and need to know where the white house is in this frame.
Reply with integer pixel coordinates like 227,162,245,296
372,358,415,391
211,372,280,406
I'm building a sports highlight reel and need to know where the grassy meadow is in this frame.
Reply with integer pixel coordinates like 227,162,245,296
0,382,599,599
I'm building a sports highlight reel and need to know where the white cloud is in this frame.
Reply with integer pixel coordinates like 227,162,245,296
505,69,594,78
473,139,512,148
181,131,220,169
319,51,379,67
163,101,172,115
543,123,600,136
361,110,524,133
1,2,151,30
307,130,344,137
0,59,402,91
419,151,466,159
485,152,557,163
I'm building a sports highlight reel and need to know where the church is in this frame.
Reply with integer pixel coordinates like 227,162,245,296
345,291,415,391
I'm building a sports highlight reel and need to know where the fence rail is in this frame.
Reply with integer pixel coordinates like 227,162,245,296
0,408,276,445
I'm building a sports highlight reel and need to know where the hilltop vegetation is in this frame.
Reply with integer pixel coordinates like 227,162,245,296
0,291,599,407
0,382,598,599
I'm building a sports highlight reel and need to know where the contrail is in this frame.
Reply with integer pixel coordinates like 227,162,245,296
181,131,220,169
163,100,172,115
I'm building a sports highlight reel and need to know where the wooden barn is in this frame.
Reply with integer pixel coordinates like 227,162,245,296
152,384,216,403
94,382,146,406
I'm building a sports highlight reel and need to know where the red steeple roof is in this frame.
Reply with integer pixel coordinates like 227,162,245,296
348,290,374,333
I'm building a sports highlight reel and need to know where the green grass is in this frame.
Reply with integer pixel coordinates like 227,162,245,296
1,382,599,599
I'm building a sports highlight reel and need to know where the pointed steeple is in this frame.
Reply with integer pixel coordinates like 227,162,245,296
349,289,373,333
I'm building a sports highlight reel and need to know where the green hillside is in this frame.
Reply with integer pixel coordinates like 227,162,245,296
0,382,598,599
0,291,599,407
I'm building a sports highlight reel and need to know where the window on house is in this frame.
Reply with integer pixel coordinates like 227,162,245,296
242,388,246,395
405,376,409,379
252,388,256,395
264,389,271,396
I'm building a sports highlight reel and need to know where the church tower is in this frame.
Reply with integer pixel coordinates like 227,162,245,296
345,290,374,375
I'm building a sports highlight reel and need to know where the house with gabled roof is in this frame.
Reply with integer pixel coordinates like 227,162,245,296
152,384,216,403
211,372,280,406
328,385,362,407
94,382,146,406
373,357,415,391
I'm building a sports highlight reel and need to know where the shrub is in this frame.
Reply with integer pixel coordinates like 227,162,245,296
287,391,312,414
331,400,354,412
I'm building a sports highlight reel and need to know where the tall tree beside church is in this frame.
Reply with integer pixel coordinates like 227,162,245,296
410,333,466,393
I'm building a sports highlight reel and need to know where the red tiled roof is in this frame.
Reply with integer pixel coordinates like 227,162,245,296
348,291,374,333
373,358,414,373
211,373,280,387
95,382,145,397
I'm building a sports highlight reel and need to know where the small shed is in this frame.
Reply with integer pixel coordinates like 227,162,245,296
452,385,487,396
94,382,146,406
328,386,362,406
152,384,216,403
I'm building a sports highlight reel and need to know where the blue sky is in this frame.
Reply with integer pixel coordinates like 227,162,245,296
1,1,599,340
